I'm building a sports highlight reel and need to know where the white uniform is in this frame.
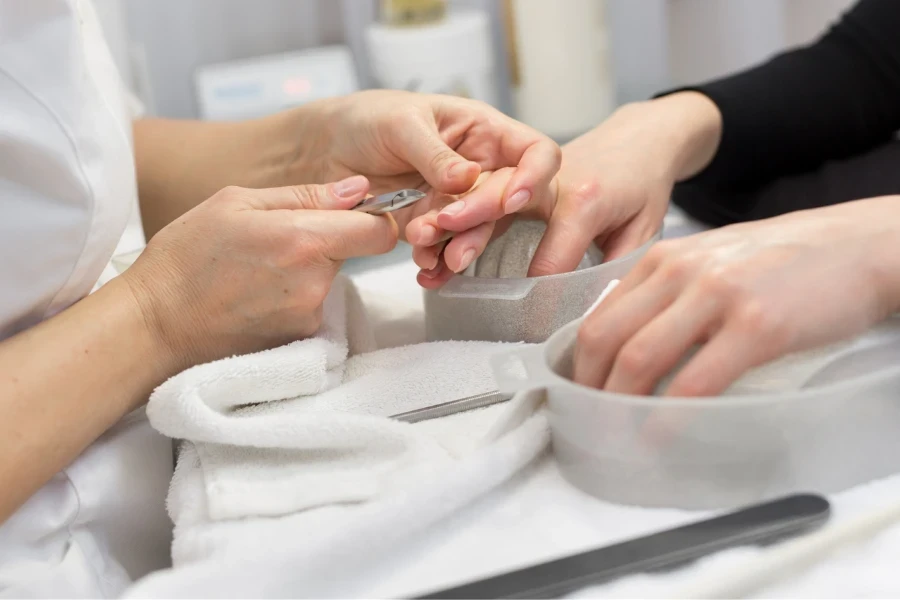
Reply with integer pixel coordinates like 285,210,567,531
0,1,173,596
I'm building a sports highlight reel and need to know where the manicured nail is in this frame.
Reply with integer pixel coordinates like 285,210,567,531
504,189,531,214
416,225,439,245
420,265,442,279
332,175,368,199
457,249,476,272
441,200,466,216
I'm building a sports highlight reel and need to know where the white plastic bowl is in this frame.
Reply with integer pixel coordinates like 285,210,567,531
491,316,900,509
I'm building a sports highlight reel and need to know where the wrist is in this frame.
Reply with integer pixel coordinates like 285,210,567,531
94,277,185,404
118,266,198,380
626,91,723,183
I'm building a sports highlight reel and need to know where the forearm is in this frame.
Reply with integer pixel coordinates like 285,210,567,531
134,107,324,238
863,195,900,313
0,277,176,522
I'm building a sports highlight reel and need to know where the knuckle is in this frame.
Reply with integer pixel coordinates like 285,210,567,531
289,185,316,206
429,148,459,173
657,255,693,284
576,318,608,354
643,240,678,266
616,342,651,377
567,179,603,209
733,299,789,347
217,185,246,203
696,266,741,298
576,321,600,352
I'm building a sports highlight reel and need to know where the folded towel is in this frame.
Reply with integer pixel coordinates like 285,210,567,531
131,271,553,599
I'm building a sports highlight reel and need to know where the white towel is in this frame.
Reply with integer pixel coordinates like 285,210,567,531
130,272,550,597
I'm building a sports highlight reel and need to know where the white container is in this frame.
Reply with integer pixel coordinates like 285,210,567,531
492,316,900,510
365,8,499,106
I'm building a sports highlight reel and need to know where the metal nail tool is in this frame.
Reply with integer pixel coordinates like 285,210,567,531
390,390,512,423
352,189,426,215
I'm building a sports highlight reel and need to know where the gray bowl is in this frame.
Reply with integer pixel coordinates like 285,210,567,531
424,220,660,343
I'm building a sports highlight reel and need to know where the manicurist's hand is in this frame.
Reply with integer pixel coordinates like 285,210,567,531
573,196,900,397
124,176,397,365
0,176,397,523
299,89,561,245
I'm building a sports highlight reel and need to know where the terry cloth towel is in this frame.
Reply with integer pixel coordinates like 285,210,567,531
138,273,550,593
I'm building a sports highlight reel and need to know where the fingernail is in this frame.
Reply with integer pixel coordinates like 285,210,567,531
504,189,531,214
332,175,368,199
416,225,438,245
457,249,476,273
441,200,466,216
420,265,442,279
448,162,472,180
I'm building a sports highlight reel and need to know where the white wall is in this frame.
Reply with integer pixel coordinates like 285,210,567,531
667,0,856,87
124,0,350,118
119,0,859,119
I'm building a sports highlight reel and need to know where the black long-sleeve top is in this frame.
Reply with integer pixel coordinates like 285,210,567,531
665,0,900,225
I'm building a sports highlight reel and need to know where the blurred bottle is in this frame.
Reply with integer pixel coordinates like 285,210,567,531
379,0,446,26
504,0,614,141
366,0,499,106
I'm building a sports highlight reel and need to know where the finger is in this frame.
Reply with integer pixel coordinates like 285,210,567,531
238,175,371,211
417,261,455,289
289,210,399,261
392,114,481,195
601,221,662,263
442,221,495,273
405,208,455,247
603,290,720,395
572,258,678,389
501,133,562,215
528,208,598,277
436,168,516,233
412,240,445,271
664,322,784,398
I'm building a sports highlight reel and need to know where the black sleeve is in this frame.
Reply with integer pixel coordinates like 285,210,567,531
661,0,900,195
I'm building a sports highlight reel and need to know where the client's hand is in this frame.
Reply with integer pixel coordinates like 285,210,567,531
123,176,397,368
573,196,900,397
406,92,723,284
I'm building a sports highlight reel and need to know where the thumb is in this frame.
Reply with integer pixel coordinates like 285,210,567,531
393,115,480,194
236,175,371,211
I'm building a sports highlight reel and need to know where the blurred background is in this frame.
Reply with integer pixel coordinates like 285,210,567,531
97,0,854,142
101,0,856,269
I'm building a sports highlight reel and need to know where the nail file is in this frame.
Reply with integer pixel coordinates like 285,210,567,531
390,390,512,423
